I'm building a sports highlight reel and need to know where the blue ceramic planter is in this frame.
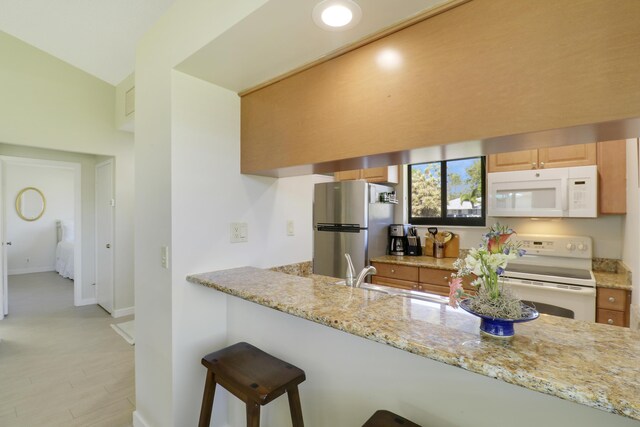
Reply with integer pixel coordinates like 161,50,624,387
459,299,539,338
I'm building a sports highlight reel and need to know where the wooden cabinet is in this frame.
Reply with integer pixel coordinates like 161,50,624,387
371,262,473,297
538,144,597,169
335,166,398,184
488,143,596,172
597,140,627,214
488,141,626,214
596,288,631,327
488,150,538,172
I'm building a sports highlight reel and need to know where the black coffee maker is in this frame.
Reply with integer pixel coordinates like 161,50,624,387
388,224,408,255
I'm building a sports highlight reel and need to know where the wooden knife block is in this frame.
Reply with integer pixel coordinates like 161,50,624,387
423,233,460,258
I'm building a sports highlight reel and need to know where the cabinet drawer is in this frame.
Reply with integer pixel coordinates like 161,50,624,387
597,309,626,327
371,276,418,291
597,288,628,311
419,283,449,297
419,268,453,286
372,262,419,282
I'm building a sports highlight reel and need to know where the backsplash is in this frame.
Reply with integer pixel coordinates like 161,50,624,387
412,215,624,259
270,261,312,277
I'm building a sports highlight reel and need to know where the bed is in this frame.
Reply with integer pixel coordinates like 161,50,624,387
55,220,75,280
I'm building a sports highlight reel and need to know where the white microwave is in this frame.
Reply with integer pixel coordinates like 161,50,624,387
488,165,598,218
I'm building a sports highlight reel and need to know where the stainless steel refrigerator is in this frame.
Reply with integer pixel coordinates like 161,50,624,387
313,181,395,278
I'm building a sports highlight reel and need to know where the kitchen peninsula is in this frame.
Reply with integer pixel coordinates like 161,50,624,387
187,266,640,427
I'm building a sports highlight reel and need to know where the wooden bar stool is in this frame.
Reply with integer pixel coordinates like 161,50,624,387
199,342,306,427
362,410,422,427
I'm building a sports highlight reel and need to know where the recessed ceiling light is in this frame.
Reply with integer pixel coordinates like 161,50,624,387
313,0,362,32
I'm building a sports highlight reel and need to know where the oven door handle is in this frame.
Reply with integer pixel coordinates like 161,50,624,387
501,279,596,296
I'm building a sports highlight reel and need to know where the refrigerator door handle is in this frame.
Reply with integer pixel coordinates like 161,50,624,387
316,224,362,232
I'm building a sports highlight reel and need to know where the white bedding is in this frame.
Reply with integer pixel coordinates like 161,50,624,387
55,240,75,280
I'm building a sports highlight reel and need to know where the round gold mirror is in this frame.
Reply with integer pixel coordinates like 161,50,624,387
16,187,46,222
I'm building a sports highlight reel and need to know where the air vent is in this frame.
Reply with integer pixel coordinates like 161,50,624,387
125,87,135,116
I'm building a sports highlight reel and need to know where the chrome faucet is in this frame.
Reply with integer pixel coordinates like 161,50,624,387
354,265,377,288
344,253,377,288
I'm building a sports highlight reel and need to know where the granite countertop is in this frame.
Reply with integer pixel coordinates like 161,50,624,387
370,255,459,271
594,271,632,291
187,266,640,421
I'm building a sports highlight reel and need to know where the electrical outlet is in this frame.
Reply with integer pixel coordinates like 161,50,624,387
286,220,295,236
161,246,169,269
230,222,248,243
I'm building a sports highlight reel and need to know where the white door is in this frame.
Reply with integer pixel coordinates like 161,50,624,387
0,159,5,319
96,160,114,313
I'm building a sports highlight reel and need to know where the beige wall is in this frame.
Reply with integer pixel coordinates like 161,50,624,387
0,31,135,312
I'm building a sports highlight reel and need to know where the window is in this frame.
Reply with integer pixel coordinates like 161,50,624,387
408,156,486,226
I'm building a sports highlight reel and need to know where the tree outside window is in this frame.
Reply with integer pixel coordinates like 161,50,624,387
408,157,486,226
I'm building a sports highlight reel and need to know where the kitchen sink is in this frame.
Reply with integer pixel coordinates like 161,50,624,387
333,280,449,305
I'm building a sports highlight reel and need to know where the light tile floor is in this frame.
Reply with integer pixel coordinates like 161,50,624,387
0,272,135,426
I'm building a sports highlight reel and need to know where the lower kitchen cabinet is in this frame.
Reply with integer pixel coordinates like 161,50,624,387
596,288,631,327
371,262,474,297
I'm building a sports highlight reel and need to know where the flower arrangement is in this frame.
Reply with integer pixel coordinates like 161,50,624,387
449,223,527,319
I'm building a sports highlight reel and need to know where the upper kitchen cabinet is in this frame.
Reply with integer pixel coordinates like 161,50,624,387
335,166,399,184
240,1,640,177
488,141,626,214
538,144,596,169
488,144,596,172
487,150,538,172
597,140,627,215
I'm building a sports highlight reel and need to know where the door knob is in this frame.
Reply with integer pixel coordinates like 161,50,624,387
106,244,111,249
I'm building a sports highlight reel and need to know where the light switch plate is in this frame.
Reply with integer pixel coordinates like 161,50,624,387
161,246,169,269
230,222,248,243
286,220,295,236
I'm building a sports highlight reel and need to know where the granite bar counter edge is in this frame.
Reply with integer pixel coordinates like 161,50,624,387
186,266,640,421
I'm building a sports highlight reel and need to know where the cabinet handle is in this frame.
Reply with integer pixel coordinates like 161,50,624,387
531,162,537,169
608,296,616,303
443,276,448,280
391,269,395,273
539,162,545,168
608,319,614,325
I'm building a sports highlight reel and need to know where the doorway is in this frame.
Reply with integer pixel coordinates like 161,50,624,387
96,159,114,313
0,156,82,316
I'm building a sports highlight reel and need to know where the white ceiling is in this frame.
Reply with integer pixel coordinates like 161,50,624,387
176,0,450,93
0,0,450,89
0,0,176,85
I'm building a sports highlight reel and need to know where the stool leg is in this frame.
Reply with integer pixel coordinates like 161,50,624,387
287,385,304,427
198,370,217,427
246,401,261,427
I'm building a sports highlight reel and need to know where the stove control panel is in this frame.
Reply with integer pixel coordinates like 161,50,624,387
512,235,592,259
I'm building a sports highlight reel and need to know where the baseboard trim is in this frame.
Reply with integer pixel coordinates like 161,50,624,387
8,266,55,275
77,297,97,306
133,411,150,427
112,306,135,318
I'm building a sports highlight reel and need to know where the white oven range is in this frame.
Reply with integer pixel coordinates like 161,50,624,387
502,234,596,322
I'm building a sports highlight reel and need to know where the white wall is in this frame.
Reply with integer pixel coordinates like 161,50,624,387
5,161,74,274
0,31,135,311
171,71,333,426
622,138,639,329
396,165,625,258
134,2,269,426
